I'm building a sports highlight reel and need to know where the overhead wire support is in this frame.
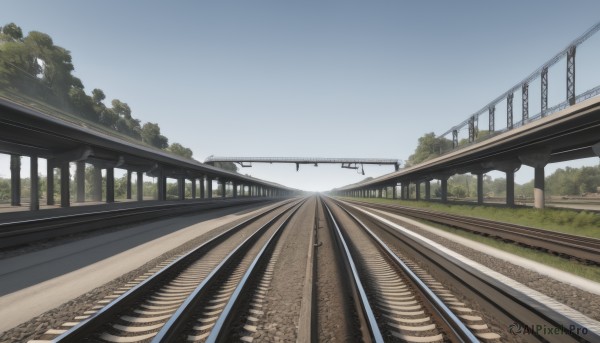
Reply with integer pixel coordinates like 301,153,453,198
522,83,529,122
567,45,576,105
541,66,548,117
438,20,600,139
206,156,400,173
507,92,513,129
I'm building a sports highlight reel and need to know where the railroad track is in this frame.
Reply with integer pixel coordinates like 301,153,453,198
31,198,304,343
342,198,600,264
331,196,600,343
0,197,275,249
323,197,480,342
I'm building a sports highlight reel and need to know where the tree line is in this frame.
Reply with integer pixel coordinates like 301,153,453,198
0,23,199,159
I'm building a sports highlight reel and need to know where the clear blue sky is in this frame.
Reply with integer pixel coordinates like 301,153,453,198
2,1,600,191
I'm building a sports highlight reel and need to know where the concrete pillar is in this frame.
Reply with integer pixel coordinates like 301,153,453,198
440,178,448,203
106,167,114,203
30,156,39,211
486,159,521,207
46,159,55,205
519,152,550,209
221,181,226,198
10,154,20,206
200,176,205,199
476,173,484,204
137,171,144,201
207,177,213,198
415,181,421,201
534,166,545,209
178,177,185,200
92,166,102,201
425,181,431,200
233,182,238,198
191,179,196,199
506,170,515,207
126,170,132,200
76,161,85,203
157,169,165,201
60,162,70,208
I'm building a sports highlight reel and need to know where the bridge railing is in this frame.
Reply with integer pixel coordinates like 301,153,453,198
435,21,600,158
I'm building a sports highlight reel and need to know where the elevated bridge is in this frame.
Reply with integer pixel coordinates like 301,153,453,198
333,21,600,209
205,156,400,173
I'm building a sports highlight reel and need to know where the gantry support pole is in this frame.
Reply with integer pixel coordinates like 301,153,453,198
567,45,576,106
541,66,548,117
522,83,529,122
507,92,513,130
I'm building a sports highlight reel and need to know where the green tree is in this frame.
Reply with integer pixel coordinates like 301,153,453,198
167,143,193,159
1,23,23,41
407,132,453,166
141,122,168,149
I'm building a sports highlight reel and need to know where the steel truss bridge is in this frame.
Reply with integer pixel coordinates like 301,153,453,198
205,156,400,173
441,21,600,147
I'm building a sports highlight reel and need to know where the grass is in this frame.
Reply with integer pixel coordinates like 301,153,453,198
339,196,600,282
422,220,600,282
340,196,600,239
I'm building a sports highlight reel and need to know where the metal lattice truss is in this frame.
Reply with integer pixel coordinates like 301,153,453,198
205,156,401,172
439,21,600,139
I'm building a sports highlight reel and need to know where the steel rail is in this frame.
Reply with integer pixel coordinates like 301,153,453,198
0,198,277,249
203,201,304,342
332,199,478,343
322,201,385,343
52,199,299,343
151,199,306,342
337,199,600,343
345,199,600,264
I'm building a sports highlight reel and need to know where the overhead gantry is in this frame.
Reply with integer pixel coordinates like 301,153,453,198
0,98,298,211
205,156,400,173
